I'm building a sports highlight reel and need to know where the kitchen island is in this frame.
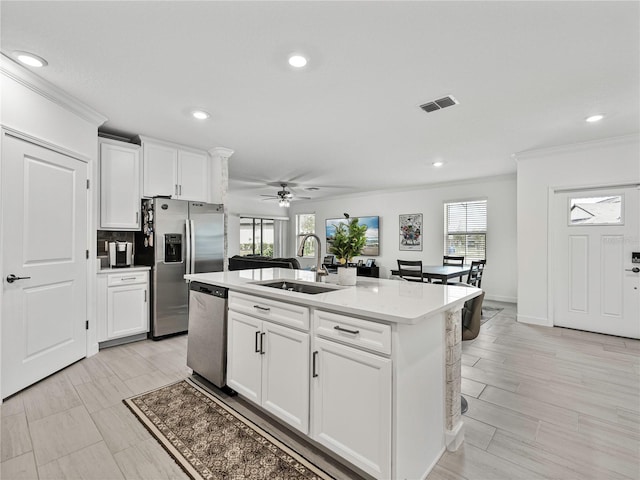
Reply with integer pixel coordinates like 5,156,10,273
185,268,481,480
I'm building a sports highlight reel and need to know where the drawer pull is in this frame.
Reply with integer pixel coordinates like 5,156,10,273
120,277,137,281
334,325,360,335
255,331,261,352
312,351,319,378
253,305,271,312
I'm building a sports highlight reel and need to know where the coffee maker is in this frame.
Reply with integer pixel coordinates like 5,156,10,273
108,241,133,268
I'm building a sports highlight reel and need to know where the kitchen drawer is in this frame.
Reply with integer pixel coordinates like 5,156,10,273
107,271,148,286
314,310,391,355
229,291,310,331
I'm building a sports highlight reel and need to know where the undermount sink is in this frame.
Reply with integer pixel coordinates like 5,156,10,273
254,280,341,295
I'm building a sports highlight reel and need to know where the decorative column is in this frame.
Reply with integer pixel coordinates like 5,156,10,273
208,147,234,270
444,305,465,451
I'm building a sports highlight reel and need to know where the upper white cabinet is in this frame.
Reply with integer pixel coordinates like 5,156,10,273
138,136,210,202
99,138,141,230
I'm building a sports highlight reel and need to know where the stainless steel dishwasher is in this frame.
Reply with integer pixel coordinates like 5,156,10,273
186,281,228,388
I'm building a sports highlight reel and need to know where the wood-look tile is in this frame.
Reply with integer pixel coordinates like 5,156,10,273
124,338,175,358
91,403,150,454
464,396,540,442
437,442,545,479
0,451,38,480
22,375,82,423
38,441,124,480
461,416,496,450
461,377,486,398
1,394,25,418
1,413,32,461
144,351,188,376
113,437,189,480
426,464,469,480
535,420,640,479
29,405,102,466
100,352,157,382
479,385,579,429
75,375,133,413
576,414,640,451
487,429,629,480
461,352,480,367
123,369,177,396
461,364,520,393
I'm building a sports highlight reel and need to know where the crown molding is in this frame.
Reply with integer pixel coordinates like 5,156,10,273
209,146,234,159
512,133,640,162
1,53,107,127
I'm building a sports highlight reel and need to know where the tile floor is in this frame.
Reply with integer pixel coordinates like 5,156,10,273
1,301,639,480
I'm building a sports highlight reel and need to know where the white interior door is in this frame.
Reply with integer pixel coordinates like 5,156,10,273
553,185,640,338
2,134,88,398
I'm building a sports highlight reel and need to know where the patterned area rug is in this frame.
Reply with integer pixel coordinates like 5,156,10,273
124,379,334,480
480,306,503,324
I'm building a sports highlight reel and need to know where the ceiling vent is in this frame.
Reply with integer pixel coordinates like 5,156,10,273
420,95,458,113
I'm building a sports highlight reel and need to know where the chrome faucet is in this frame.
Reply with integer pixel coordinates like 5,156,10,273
297,234,328,282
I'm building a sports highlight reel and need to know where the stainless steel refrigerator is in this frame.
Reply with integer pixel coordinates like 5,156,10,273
135,198,224,338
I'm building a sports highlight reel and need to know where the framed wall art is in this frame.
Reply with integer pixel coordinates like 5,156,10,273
399,213,422,251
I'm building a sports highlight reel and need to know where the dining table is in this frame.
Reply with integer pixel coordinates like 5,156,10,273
390,264,471,284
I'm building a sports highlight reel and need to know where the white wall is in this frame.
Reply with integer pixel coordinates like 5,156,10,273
287,175,517,303
515,134,640,326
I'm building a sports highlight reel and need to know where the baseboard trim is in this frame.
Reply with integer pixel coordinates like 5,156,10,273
484,294,517,303
517,314,552,327
445,420,465,452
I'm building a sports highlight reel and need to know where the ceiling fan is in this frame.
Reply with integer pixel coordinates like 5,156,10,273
261,183,311,207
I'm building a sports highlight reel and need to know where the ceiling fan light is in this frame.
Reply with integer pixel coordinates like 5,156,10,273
278,198,290,208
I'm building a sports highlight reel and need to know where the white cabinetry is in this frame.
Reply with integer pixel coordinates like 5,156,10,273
99,139,141,230
227,292,310,434
97,269,149,343
311,311,392,479
139,136,209,201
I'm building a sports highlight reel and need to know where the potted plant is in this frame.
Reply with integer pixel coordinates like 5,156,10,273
329,214,368,286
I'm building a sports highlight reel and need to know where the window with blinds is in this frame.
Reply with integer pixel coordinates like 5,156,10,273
444,200,487,262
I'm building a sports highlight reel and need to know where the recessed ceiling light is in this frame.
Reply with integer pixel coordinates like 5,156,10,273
288,55,308,68
585,114,604,123
432,161,444,167
13,51,48,68
191,110,210,120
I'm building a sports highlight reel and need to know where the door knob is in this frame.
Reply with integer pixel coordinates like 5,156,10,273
6,274,31,283
625,267,640,273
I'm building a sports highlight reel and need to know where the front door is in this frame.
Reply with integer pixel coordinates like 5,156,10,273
1,133,88,398
553,185,640,338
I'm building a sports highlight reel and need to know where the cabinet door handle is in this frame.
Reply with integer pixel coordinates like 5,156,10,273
255,331,261,353
144,290,147,302
136,212,139,224
253,305,270,312
175,184,178,196
312,351,319,378
179,184,182,195
334,325,360,335
260,332,266,354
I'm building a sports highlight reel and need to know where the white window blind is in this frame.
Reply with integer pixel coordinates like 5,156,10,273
444,200,487,262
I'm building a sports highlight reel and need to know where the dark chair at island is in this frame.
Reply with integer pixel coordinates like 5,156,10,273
228,254,301,271
460,290,485,414
396,259,425,282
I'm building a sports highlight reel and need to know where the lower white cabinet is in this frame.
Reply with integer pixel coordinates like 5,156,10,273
97,270,149,342
311,337,392,479
227,309,310,434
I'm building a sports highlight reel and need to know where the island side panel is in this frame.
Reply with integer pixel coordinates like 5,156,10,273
444,306,464,451
393,312,445,480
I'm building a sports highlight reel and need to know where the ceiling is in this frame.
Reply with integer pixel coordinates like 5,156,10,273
2,1,638,203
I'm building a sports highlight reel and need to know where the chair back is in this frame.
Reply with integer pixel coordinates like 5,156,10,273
462,291,485,341
443,255,464,266
396,260,424,282
466,260,486,287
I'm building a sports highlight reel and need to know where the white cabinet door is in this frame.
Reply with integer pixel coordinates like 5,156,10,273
106,283,148,340
99,141,140,230
227,311,262,404
262,322,310,434
178,150,209,201
312,337,392,480
142,142,177,197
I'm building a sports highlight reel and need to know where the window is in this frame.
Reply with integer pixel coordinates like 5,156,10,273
240,217,274,257
444,200,487,262
296,214,316,257
569,195,622,225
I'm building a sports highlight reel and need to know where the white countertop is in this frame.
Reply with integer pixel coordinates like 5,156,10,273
97,265,151,274
185,268,481,324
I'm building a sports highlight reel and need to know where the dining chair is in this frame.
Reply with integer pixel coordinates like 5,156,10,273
443,255,465,281
466,260,486,288
396,260,425,282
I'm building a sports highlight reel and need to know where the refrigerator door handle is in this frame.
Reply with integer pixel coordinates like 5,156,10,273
190,219,196,273
185,219,191,274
